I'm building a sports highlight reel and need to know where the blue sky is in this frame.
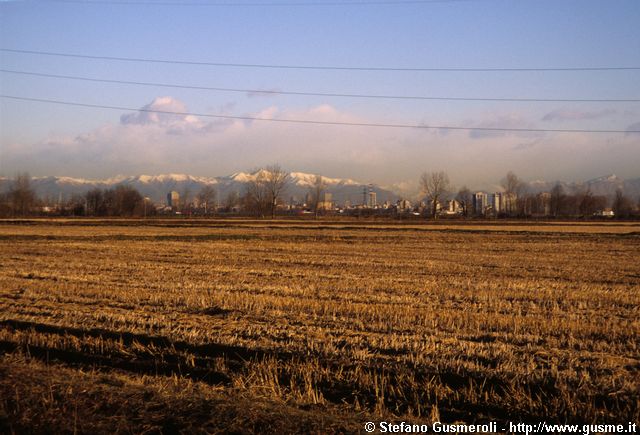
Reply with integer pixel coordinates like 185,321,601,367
1,0,639,189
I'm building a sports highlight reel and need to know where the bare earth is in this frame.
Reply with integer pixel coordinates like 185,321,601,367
1,219,639,433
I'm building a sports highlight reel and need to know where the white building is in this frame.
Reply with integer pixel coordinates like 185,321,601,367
473,192,488,215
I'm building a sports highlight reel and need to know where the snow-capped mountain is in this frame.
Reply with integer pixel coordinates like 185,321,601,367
0,171,397,205
2,172,637,205
288,172,358,188
0,174,219,203
219,171,358,187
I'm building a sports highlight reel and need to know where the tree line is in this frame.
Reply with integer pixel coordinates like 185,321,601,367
1,169,638,218
0,168,293,218
0,174,151,217
419,170,638,218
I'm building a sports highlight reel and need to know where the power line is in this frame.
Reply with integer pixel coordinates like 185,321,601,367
2,95,638,134
2,48,638,72
2,69,637,103
43,0,481,5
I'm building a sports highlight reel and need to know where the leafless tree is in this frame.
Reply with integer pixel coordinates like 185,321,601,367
0,192,10,217
224,190,239,212
308,174,327,218
530,192,551,216
264,164,290,218
243,165,290,217
455,186,472,217
577,188,595,216
85,188,105,216
613,189,632,218
197,185,217,215
550,183,565,217
9,172,36,216
501,171,523,216
420,171,450,218
501,171,522,195
243,170,269,217
113,185,144,216
180,187,192,214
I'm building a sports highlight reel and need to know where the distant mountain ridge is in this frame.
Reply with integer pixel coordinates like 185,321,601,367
0,171,396,206
1,172,638,205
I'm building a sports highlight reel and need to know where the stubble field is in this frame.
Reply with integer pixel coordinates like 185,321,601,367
1,219,639,433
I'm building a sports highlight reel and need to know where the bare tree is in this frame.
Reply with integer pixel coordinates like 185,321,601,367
420,171,450,218
0,192,10,217
521,189,533,216
455,186,472,217
68,193,86,216
180,187,192,215
578,188,596,217
264,164,290,218
533,192,551,216
501,171,523,216
550,183,565,217
196,185,217,215
501,171,522,195
242,165,289,218
613,189,632,218
224,190,239,212
243,171,270,217
85,188,105,216
114,185,144,216
308,174,327,218
9,172,36,216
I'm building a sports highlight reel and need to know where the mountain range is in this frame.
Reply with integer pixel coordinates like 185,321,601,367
0,171,398,206
0,172,638,205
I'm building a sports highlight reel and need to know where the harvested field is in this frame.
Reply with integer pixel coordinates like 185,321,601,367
1,220,639,433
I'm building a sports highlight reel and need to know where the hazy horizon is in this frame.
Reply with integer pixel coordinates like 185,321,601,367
1,167,637,203
1,0,639,189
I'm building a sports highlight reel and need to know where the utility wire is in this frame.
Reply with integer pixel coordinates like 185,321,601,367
2,95,638,134
2,48,638,72
2,69,637,103
40,0,492,6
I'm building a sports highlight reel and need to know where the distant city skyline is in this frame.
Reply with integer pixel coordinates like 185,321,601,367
1,169,637,203
1,0,639,188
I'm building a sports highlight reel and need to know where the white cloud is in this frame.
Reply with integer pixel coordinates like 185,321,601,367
2,97,639,187
253,106,280,120
118,96,209,137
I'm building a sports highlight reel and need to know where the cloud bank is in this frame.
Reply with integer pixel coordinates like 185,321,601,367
2,97,639,188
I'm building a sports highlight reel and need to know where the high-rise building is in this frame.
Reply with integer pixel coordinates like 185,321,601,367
167,191,180,208
319,192,333,210
473,192,488,215
489,192,504,215
368,191,377,208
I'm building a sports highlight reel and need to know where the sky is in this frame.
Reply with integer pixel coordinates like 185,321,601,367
1,0,639,192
